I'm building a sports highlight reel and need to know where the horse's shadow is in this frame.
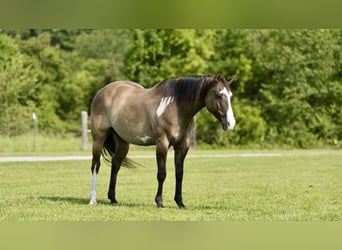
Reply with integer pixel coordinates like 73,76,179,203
39,196,151,208
39,196,220,210
39,196,91,205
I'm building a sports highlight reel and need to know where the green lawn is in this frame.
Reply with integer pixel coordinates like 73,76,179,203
0,150,341,221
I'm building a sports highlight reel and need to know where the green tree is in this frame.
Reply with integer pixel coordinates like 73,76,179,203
0,34,41,135
250,30,341,147
124,29,215,86
16,32,72,132
197,30,267,147
1,29,341,148
73,29,133,109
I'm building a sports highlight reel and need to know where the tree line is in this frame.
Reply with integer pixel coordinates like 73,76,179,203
0,29,341,148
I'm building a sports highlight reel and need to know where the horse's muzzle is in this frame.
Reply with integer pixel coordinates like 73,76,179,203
221,117,235,131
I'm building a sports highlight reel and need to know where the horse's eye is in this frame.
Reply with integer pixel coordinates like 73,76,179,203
215,92,222,98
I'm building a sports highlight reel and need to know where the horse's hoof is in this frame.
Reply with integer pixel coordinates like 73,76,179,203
110,201,119,206
155,196,164,208
175,200,186,209
157,203,164,208
89,192,97,205
89,200,97,205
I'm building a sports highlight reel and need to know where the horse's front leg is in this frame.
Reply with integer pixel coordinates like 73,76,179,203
173,138,190,209
155,137,169,208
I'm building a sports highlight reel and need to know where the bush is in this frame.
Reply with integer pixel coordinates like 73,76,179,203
196,99,266,147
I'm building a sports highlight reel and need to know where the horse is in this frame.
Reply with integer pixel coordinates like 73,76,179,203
89,72,236,208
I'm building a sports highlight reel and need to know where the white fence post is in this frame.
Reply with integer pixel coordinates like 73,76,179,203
32,112,37,151
81,111,88,151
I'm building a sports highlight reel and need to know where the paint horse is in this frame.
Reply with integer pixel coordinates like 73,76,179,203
89,73,236,208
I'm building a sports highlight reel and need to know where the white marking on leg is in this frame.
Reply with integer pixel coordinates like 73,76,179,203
156,97,174,117
89,166,97,205
220,88,236,130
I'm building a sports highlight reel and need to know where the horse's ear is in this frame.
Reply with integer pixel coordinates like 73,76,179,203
226,75,236,85
214,72,222,81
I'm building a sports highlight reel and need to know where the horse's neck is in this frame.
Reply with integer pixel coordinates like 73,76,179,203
178,81,209,117
178,98,205,118
191,81,210,115
152,78,209,117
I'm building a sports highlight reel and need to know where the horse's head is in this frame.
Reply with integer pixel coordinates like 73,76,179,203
205,73,236,131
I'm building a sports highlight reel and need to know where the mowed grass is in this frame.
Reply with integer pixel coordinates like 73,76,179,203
0,150,341,221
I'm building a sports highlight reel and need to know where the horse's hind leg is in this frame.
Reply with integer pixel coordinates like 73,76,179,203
107,135,129,205
89,131,107,205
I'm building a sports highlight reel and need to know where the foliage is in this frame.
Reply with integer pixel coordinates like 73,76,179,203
0,29,341,148
0,34,40,135
205,29,342,148
196,99,266,148
124,29,214,86
250,30,342,147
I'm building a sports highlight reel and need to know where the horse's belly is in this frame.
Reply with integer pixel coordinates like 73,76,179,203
113,122,155,146
118,131,155,146
133,134,155,145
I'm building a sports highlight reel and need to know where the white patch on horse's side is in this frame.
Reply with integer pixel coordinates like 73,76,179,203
220,87,236,130
156,96,174,117
137,135,152,143
89,166,97,205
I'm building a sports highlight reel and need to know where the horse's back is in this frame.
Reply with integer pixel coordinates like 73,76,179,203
92,81,144,111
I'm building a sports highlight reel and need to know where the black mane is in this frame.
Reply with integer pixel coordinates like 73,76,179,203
154,75,216,104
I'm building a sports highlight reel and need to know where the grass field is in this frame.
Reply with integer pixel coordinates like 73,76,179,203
0,150,341,221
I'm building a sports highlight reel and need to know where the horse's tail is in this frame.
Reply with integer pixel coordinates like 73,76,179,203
101,128,139,168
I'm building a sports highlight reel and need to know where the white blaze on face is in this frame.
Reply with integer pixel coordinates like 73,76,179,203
220,87,236,130
156,96,174,117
